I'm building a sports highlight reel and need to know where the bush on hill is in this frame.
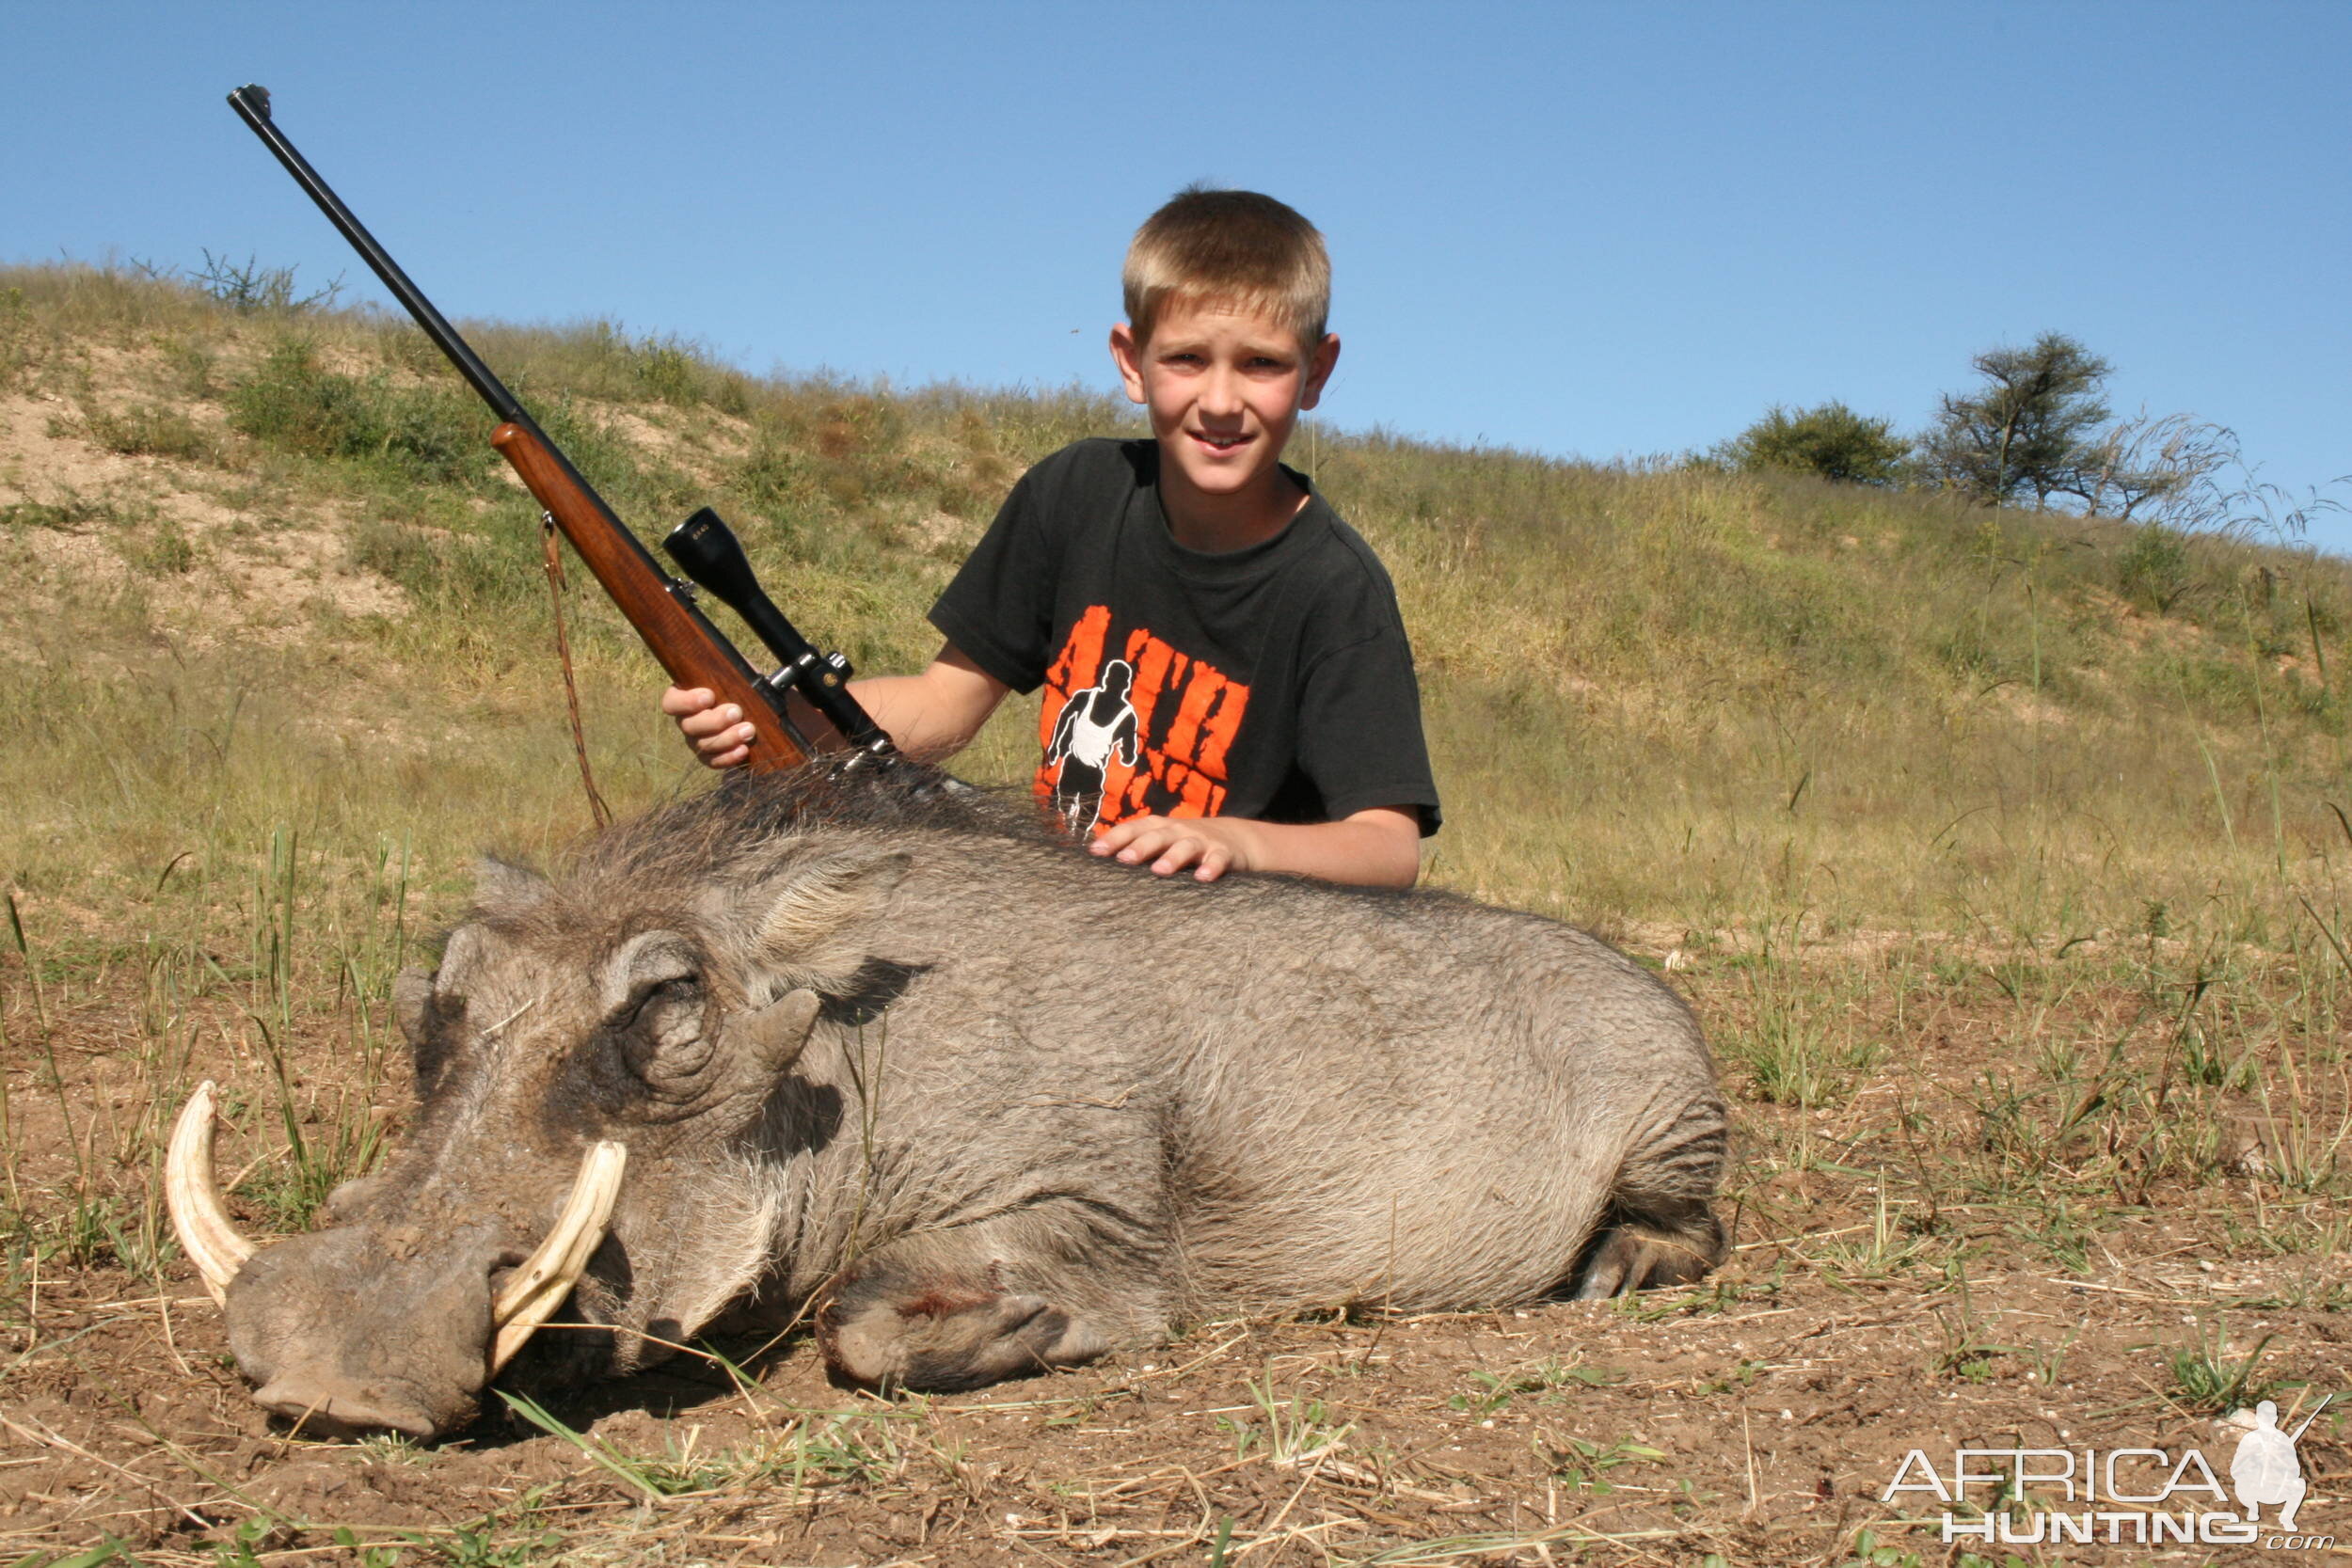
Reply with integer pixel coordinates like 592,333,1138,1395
1716,402,1909,486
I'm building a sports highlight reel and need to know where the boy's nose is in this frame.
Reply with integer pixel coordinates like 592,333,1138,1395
1200,366,1244,418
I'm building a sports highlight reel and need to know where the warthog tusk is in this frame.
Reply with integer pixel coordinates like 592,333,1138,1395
488,1140,627,1374
165,1081,256,1307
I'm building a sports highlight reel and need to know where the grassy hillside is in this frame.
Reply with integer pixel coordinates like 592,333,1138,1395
6,260,2348,953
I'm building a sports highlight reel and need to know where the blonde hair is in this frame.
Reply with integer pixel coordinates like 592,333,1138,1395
1122,186,1329,350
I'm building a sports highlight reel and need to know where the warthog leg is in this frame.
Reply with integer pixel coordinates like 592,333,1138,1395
814,1209,1159,1392
1569,1198,1727,1299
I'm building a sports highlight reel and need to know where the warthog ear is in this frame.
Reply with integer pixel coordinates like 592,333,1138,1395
391,967,434,1047
432,922,493,991
755,848,913,990
471,855,551,914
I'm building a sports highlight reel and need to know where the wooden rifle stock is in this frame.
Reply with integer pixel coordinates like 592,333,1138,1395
490,423,820,770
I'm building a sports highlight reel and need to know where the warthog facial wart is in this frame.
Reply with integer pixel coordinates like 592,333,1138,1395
169,762,1728,1439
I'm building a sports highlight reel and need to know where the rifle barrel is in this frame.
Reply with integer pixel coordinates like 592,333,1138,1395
226,85,526,426
2285,1392,2334,1444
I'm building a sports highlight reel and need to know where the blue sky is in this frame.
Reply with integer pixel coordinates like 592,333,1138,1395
8,2,2347,547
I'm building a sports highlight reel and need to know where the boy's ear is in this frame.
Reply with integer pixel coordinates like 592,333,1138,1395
1300,333,1341,412
1108,323,1149,405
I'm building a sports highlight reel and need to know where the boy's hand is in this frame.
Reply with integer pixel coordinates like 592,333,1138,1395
1089,806,1422,887
1091,803,1421,888
1089,815,1260,881
661,646,1005,771
661,686,757,769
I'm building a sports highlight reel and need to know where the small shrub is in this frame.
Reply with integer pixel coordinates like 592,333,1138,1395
230,340,387,455
79,403,222,464
600,325,753,412
1720,402,1909,486
2118,521,2200,613
347,515,443,594
530,396,657,505
633,337,707,406
0,492,108,532
412,504,548,619
739,436,813,515
123,515,198,576
228,341,489,485
0,286,34,389
157,335,216,399
2168,1327,2278,1414
192,249,344,314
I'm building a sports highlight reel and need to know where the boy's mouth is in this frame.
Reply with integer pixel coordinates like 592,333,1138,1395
1191,430,1252,453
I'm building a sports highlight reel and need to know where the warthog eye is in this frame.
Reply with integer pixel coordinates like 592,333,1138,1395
593,931,715,1103
616,975,713,1093
626,974,703,1022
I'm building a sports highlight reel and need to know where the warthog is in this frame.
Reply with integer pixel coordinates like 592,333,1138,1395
169,764,1726,1439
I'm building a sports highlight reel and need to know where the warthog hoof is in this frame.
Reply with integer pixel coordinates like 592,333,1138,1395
818,1262,1111,1391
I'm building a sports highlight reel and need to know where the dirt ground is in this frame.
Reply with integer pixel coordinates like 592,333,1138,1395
2,950,2347,1567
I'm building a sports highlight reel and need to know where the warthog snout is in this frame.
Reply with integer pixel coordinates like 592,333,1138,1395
231,1225,512,1439
167,1083,628,1439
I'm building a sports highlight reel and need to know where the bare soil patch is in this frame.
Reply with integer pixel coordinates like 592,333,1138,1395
0,365,407,658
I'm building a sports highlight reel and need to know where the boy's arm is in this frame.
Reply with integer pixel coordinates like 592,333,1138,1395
1089,807,1422,888
663,641,1007,768
847,643,1009,760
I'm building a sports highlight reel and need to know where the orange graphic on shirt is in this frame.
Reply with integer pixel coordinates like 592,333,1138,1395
1035,606,1249,831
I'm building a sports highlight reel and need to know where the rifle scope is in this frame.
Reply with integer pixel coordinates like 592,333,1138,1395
664,509,887,751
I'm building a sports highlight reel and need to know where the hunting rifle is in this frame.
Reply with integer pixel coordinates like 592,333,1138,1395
226,84,894,771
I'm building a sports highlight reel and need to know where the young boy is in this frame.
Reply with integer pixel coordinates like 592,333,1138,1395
665,187,1438,887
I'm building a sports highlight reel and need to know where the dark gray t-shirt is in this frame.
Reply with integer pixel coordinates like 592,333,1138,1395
930,438,1439,836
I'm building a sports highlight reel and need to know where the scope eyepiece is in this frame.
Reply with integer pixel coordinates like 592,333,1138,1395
663,508,763,618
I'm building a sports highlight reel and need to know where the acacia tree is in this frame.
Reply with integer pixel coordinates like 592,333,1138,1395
1719,401,1909,485
1920,332,2112,508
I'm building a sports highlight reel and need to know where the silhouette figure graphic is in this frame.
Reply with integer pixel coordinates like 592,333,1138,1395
2230,1396,2331,1530
1046,657,1140,833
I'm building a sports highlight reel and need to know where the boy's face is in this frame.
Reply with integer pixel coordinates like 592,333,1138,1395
1109,299,1340,512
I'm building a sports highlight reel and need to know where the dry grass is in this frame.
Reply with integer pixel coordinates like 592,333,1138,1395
1,262,2347,1564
